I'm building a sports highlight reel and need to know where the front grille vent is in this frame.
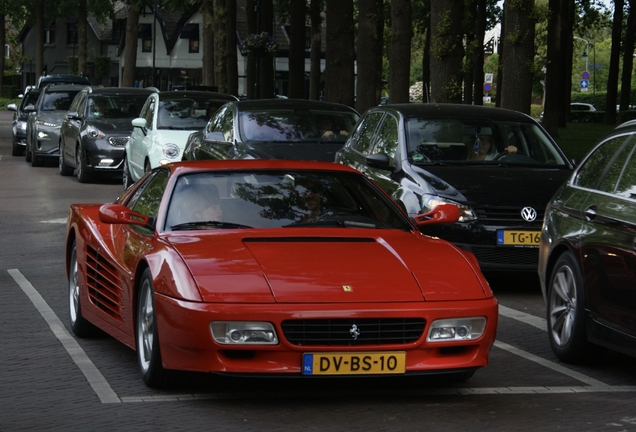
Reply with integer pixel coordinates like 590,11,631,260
475,206,544,223
108,136,130,147
85,245,124,321
281,318,425,346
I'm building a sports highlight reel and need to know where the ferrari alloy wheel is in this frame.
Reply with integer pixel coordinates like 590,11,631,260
123,156,133,190
547,252,605,364
136,269,176,388
68,241,98,337
76,145,92,183
59,142,73,176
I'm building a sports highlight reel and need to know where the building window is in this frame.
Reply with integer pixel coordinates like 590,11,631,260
139,23,152,52
67,22,78,45
44,22,56,45
189,38,199,53
4,44,9,59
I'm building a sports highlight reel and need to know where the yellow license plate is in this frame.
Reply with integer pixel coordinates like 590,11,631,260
302,352,406,375
497,230,540,246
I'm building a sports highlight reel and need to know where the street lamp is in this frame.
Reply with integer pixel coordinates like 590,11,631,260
574,36,589,72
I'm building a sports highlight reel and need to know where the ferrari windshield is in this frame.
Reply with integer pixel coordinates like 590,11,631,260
165,170,411,231
239,109,359,142
406,118,568,166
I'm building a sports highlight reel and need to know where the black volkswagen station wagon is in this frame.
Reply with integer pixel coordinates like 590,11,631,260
335,103,574,273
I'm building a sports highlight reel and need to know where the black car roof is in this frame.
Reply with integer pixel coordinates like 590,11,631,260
42,84,89,92
371,103,536,123
37,74,90,87
85,87,157,96
227,98,359,114
159,90,238,101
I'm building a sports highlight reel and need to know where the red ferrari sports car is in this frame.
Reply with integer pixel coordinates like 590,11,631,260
65,159,498,388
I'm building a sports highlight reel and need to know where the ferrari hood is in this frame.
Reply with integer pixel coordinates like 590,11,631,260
413,164,572,208
166,230,488,303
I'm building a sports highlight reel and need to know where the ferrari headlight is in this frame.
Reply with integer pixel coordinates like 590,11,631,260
162,143,180,159
421,194,477,222
86,125,105,139
210,322,278,345
427,317,486,342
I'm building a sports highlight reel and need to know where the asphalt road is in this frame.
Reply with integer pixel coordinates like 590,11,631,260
1,109,635,431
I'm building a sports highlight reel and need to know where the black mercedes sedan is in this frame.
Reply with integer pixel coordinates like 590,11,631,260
59,86,156,183
335,103,574,273
181,99,360,162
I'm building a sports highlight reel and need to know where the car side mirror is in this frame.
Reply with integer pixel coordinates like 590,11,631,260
67,111,81,120
413,204,460,226
7,103,17,112
24,104,36,112
132,117,147,136
203,131,231,146
99,204,149,227
366,153,394,171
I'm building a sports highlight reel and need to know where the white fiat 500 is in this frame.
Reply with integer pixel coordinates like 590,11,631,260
124,90,237,189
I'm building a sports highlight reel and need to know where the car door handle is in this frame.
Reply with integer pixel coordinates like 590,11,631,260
584,205,597,221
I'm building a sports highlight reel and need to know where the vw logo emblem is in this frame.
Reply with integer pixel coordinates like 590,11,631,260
350,324,360,340
521,206,537,222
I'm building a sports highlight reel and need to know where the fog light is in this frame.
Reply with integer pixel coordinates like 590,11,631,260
98,159,114,166
427,317,486,342
211,322,278,345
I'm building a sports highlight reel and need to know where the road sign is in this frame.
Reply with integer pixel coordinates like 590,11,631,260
582,71,590,80
483,83,492,92
485,73,494,83
580,80,589,92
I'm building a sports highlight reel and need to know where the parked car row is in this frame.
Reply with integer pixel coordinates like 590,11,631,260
9,83,636,383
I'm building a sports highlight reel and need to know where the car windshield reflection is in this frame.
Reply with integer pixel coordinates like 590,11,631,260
165,170,412,231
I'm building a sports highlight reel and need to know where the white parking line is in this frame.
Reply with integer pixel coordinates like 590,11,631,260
8,269,636,404
7,269,121,404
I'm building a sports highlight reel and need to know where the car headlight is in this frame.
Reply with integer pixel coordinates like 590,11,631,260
37,120,58,127
210,322,278,345
37,131,49,139
162,143,180,159
86,125,105,139
427,317,487,342
421,194,477,222
17,120,27,131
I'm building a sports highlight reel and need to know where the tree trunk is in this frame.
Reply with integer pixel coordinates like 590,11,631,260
543,0,567,137
258,0,275,99
122,1,141,87
325,0,355,107
605,0,623,125
226,0,238,96
78,0,88,77
472,0,487,106
214,0,228,93
499,0,535,115
422,11,431,103
202,0,215,87
309,0,322,101
619,0,636,113
35,0,44,81
429,0,464,103
245,0,256,99
0,6,5,97
389,0,412,104
464,0,477,105
287,0,306,99
356,0,382,112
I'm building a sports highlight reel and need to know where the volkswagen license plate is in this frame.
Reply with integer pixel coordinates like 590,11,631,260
497,230,540,246
302,352,406,375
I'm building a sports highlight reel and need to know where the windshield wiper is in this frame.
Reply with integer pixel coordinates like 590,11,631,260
171,221,252,230
283,220,377,228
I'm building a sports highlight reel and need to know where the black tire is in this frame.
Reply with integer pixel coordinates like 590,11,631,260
136,269,178,388
31,150,43,167
68,240,99,337
547,252,606,364
12,140,24,156
59,142,74,176
123,156,133,190
25,141,32,162
144,159,151,174
76,145,92,183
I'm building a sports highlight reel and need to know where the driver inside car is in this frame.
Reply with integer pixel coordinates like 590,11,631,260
468,127,517,161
